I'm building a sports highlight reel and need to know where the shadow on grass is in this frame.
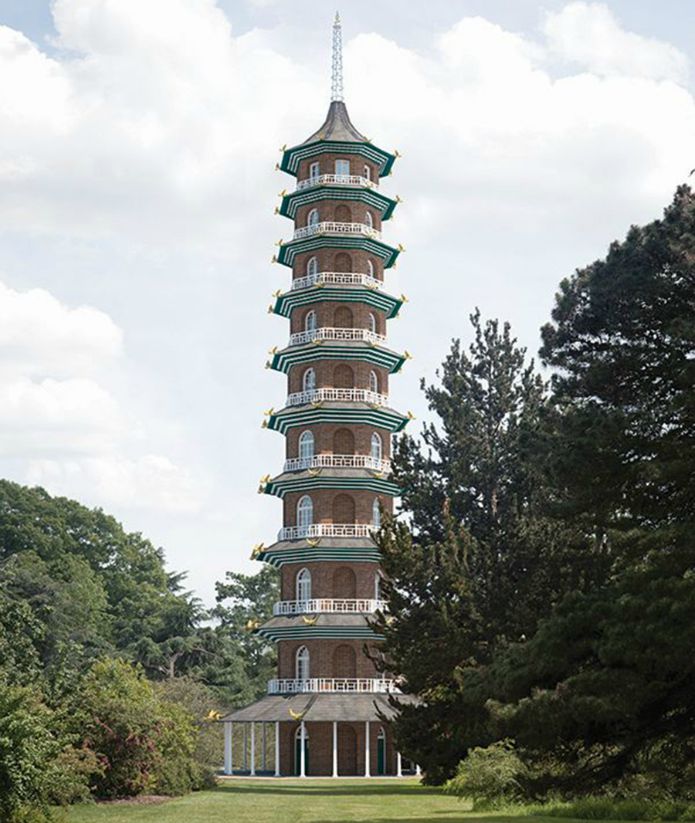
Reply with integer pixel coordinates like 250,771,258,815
308,817,537,823
216,781,444,798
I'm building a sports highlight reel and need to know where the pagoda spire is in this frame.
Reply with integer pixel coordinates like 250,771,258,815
331,11,344,102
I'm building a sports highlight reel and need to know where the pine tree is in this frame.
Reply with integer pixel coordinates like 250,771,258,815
374,313,594,782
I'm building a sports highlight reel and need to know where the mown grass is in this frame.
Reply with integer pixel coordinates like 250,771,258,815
539,797,695,821
65,778,526,823
65,779,695,823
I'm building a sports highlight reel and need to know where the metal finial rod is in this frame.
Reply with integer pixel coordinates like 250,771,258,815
331,11,344,102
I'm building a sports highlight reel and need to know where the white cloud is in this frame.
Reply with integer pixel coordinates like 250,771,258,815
0,377,122,455
543,2,688,82
0,280,122,377
26,454,204,514
0,277,205,513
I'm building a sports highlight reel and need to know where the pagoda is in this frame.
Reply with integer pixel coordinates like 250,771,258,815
221,14,415,778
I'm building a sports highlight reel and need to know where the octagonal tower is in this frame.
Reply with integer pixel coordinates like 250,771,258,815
222,14,414,778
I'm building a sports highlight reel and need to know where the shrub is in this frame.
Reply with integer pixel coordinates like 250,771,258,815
444,739,527,809
68,659,206,799
155,676,222,789
0,684,74,822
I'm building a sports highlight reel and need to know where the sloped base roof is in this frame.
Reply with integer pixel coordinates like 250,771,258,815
221,693,417,723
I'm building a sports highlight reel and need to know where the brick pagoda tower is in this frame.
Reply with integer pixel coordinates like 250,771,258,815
222,14,414,778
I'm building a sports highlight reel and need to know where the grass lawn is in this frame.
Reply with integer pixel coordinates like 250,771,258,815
65,778,559,823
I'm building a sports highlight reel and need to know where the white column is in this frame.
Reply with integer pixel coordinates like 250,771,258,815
300,721,307,778
262,723,267,772
396,750,402,778
274,721,280,777
224,722,233,775
364,721,371,778
332,721,338,778
415,763,422,777
250,722,256,776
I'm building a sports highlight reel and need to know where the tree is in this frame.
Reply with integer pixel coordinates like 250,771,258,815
374,312,600,782
0,480,207,693
473,186,695,796
213,566,279,704
540,184,695,552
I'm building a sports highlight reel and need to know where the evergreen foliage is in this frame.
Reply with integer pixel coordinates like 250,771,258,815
377,188,695,796
374,312,595,782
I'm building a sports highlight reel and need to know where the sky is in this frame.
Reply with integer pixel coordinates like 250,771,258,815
1,0,694,605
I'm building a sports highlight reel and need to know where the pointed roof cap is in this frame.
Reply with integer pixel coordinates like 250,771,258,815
279,13,397,177
301,100,369,145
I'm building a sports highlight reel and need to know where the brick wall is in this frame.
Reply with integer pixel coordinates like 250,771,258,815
278,719,396,776
282,489,393,525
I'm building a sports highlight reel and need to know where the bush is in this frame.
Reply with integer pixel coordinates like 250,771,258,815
155,677,222,789
0,684,82,822
151,700,199,796
68,659,205,799
444,739,527,809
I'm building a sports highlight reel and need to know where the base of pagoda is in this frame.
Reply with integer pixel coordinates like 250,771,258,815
220,695,419,778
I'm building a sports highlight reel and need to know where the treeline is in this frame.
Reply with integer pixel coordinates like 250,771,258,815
0,481,277,821
374,186,695,804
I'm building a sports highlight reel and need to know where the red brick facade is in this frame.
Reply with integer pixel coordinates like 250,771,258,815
224,92,409,778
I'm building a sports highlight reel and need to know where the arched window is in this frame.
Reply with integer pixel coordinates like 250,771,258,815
297,495,313,529
363,164,371,181
302,368,316,393
369,370,379,394
372,497,381,528
368,313,377,334
298,430,314,460
305,310,317,332
307,208,319,227
296,646,310,680
335,159,349,176
309,161,320,182
296,568,312,601
306,256,318,277
371,432,382,461
366,259,375,278
364,210,373,229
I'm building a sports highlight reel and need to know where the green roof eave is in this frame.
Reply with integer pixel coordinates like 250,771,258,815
255,625,384,642
268,343,407,375
276,235,400,269
262,473,401,500
257,545,382,567
281,140,396,178
266,404,410,436
273,286,404,320
279,186,398,221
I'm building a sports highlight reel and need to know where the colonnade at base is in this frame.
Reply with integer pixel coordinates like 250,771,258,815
222,720,420,778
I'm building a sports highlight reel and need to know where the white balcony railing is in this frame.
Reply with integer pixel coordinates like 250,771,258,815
272,598,387,616
293,221,381,241
290,271,383,292
283,454,391,474
278,523,374,541
268,678,400,695
286,387,389,408
289,327,387,347
296,174,378,191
